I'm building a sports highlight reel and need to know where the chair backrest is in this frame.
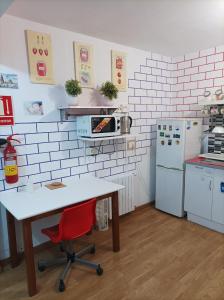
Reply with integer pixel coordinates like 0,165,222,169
59,198,97,241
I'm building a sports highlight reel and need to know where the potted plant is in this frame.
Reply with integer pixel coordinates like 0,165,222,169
100,81,118,104
65,79,82,97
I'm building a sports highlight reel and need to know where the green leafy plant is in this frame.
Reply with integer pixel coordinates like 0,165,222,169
65,79,82,97
100,81,118,100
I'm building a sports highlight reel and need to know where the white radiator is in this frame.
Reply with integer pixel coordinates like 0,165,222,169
96,198,109,231
96,173,136,230
108,172,136,217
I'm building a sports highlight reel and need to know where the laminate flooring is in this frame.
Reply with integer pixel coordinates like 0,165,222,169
1,205,224,300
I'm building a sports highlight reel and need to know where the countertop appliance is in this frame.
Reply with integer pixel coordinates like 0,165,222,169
120,115,132,134
155,118,202,217
77,115,120,138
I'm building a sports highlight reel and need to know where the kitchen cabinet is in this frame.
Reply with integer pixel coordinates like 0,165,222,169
212,176,224,224
185,166,213,220
184,163,224,233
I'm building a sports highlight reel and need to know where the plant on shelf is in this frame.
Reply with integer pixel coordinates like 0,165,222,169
100,81,118,100
65,79,82,97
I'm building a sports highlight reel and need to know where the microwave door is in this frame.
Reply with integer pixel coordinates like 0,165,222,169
92,117,116,134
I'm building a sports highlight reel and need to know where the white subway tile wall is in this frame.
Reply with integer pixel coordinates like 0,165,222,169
1,46,224,191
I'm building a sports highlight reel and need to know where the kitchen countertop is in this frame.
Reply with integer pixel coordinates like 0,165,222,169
185,156,224,170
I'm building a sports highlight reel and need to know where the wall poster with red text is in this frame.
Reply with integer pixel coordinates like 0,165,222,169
0,96,14,125
25,30,54,84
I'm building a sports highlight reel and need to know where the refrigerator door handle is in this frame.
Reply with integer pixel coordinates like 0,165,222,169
157,164,183,171
209,180,212,191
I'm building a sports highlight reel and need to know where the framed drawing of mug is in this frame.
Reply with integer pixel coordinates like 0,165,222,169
25,30,54,84
111,50,127,91
74,42,94,88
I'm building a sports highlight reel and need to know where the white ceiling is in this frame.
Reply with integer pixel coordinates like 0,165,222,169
5,0,224,56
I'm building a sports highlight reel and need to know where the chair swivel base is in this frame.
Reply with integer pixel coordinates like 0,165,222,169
38,243,103,292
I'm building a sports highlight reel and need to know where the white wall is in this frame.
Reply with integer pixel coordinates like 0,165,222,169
0,15,151,123
0,15,157,259
1,13,223,260
2,14,223,260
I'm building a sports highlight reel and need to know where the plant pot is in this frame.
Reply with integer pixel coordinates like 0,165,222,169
100,95,115,106
66,95,78,106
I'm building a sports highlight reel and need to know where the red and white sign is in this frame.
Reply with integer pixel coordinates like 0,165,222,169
0,96,14,126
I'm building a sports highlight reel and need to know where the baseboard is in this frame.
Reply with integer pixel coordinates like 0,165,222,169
187,213,224,234
135,201,155,211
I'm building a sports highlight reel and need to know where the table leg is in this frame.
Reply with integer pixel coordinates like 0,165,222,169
111,191,120,252
6,210,20,267
22,219,37,297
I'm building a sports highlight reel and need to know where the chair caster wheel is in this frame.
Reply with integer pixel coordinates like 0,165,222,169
59,280,65,292
96,265,103,276
90,245,95,254
38,263,46,272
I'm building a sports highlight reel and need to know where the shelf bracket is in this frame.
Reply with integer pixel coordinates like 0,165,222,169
59,109,71,122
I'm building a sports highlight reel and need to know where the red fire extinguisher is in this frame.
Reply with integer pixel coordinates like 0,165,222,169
3,135,20,184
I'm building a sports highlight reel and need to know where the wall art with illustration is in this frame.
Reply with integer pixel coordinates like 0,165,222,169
111,50,127,91
25,30,54,84
24,101,44,115
0,73,18,89
74,42,94,88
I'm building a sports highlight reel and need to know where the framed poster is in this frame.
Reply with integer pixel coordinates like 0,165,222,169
25,30,54,84
0,73,18,89
74,42,94,88
111,50,127,91
24,101,44,115
0,95,14,125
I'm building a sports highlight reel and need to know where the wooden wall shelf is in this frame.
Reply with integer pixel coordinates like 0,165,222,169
58,106,119,121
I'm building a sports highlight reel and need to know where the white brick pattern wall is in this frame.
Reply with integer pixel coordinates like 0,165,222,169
1,45,224,191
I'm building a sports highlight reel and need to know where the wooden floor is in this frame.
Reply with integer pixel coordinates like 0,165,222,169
1,205,224,300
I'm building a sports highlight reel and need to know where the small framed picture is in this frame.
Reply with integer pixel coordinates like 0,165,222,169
0,73,18,89
25,101,44,115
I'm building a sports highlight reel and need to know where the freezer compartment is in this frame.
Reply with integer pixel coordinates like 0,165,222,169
155,165,184,217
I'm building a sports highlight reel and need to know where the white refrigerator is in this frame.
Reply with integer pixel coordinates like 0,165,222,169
155,119,202,217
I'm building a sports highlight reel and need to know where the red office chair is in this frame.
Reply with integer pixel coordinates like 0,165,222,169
38,198,103,292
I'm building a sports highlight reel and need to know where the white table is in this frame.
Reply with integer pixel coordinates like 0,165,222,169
0,177,124,296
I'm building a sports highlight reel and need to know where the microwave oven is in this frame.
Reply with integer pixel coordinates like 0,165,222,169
77,115,121,138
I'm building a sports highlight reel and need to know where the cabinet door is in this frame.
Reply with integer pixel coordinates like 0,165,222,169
212,177,224,224
184,167,213,220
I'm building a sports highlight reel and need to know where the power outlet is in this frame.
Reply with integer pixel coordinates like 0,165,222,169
127,139,136,151
86,147,98,156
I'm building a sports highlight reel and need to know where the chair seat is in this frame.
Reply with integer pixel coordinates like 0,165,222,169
42,225,60,243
